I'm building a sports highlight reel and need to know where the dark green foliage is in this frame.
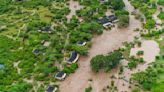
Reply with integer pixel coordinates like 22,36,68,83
85,86,92,92
141,29,164,37
66,44,88,56
158,0,164,5
118,15,129,28
0,0,13,14
109,0,125,10
21,0,52,8
114,10,129,17
144,19,156,29
79,22,103,34
137,50,144,56
132,57,164,91
128,56,145,69
131,0,156,21
90,50,122,72
0,36,20,87
63,63,78,74
158,12,164,20
5,82,32,92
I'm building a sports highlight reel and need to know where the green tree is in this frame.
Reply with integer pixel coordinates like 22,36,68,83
118,15,129,28
144,19,155,29
90,50,122,72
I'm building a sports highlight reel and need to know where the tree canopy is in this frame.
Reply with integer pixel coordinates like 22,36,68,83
90,50,122,72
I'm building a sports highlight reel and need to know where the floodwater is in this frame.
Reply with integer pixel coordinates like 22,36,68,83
66,0,83,22
130,40,160,63
130,40,160,72
59,0,141,92
117,40,160,92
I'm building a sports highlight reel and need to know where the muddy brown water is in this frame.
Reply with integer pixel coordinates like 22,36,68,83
59,0,141,92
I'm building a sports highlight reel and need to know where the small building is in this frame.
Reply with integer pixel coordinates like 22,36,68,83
77,41,86,46
45,86,57,92
38,27,52,33
32,49,40,55
97,16,109,25
103,22,114,28
98,16,112,27
97,15,118,27
66,51,79,64
55,71,66,80
107,15,118,23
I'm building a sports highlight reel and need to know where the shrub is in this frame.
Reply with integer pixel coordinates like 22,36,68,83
85,86,92,92
63,63,78,74
137,50,144,56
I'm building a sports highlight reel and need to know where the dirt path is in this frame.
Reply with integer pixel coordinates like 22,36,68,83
59,0,141,92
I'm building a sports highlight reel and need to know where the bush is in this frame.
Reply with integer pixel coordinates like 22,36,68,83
63,63,78,74
118,15,129,28
158,12,164,20
85,86,92,92
158,0,164,5
144,19,155,29
137,50,144,56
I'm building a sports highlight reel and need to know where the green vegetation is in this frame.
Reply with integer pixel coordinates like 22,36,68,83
128,56,144,69
109,0,125,10
130,0,157,29
158,12,164,20
132,57,164,91
85,86,92,92
63,63,78,74
118,15,130,28
131,0,157,19
144,19,156,29
90,50,122,72
0,0,129,91
112,1,129,28
158,0,164,5
141,29,164,37
2,0,163,91
132,32,164,91
137,50,144,56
